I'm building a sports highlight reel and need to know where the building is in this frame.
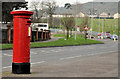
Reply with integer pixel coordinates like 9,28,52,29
78,12,85,17
114,13,120,19
100,12,108,18
52,14,74,18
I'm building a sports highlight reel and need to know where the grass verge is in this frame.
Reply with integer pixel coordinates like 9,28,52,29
54,34,66,37
0,34,103,50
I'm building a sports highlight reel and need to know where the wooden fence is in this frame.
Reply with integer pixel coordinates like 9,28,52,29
1,27,51,43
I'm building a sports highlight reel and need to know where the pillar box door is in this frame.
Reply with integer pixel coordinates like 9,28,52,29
11,10,34,74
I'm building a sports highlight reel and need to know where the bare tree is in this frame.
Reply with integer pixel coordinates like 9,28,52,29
79,16,89,31
69,22,75,37
41,0,56,28
61,17,75,39
30,1,41,22
53,18,61,28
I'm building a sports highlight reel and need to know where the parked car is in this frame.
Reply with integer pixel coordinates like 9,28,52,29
99,34,106,39
97,33,102,39
111,34,118,40
105,32,111,39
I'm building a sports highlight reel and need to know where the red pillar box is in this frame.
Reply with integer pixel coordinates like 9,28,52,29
11,10,34,74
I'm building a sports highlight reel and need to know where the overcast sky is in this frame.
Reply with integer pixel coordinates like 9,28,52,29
25,0,93,7
25,0,119,9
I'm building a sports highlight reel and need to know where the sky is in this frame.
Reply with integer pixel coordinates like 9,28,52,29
25,0,93,7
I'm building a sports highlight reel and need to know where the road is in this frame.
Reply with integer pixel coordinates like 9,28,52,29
2,39,118,77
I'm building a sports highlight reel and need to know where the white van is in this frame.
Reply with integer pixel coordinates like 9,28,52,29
32,23,49,31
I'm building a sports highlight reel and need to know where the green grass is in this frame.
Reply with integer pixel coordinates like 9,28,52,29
0,44,13,50
0,34,103,49
31,35,103,48
54,34,66,37
76,18,118,35
0,34,104,50
91,19,118,35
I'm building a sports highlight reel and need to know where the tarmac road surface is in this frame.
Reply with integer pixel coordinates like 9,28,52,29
2,39,118,77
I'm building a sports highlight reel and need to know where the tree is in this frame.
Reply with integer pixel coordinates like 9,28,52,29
69,23,75,37
41,0,56,28
2,2,28,24
61,17,75,39
64,3,74,37
80,16,89,31
30,1,41,22
52,18,61,28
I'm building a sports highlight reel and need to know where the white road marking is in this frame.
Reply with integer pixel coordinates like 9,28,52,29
3,61,46,69
45,50,60,54
60,51,117,60
3,66,12,69
60,55,82,60
49,50,57,52
54,51,59,53
30,52,37,54
31,61,46,65
40,50,46,52
3,54,12,57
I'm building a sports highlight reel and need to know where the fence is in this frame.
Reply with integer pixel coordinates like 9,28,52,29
1,28,51,43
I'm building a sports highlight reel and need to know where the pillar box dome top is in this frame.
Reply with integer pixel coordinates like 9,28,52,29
11,10,34,15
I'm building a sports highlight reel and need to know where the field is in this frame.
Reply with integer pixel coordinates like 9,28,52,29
77,18,118,35
55,18,119,35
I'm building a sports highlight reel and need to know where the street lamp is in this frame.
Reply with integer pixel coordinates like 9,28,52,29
90,1,97,39
101,2,105,34
99,11,100,33
115,19,117,34
75,0,78,40
90,1,93,39
102,18,104,33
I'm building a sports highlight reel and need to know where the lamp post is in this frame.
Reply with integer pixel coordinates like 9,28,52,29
101,2,104,34
98,2,103,33
90,1,94,39
102,18,104,33
75,0,78,40
115,19,117,34
90,1,97,39
99,11,100,33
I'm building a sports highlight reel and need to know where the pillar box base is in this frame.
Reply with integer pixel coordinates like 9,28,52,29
12,63,30,74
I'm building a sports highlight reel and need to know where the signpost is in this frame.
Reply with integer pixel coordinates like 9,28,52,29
84,25,88,31
84,25,88,40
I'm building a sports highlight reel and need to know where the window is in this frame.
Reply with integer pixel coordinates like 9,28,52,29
38,25,43,27
38,24,47,27
44,25,47,27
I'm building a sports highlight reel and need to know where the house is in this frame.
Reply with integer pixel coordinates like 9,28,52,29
52,14,74,18
78,12,85,17
114,13,120,19
100,12,108,18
